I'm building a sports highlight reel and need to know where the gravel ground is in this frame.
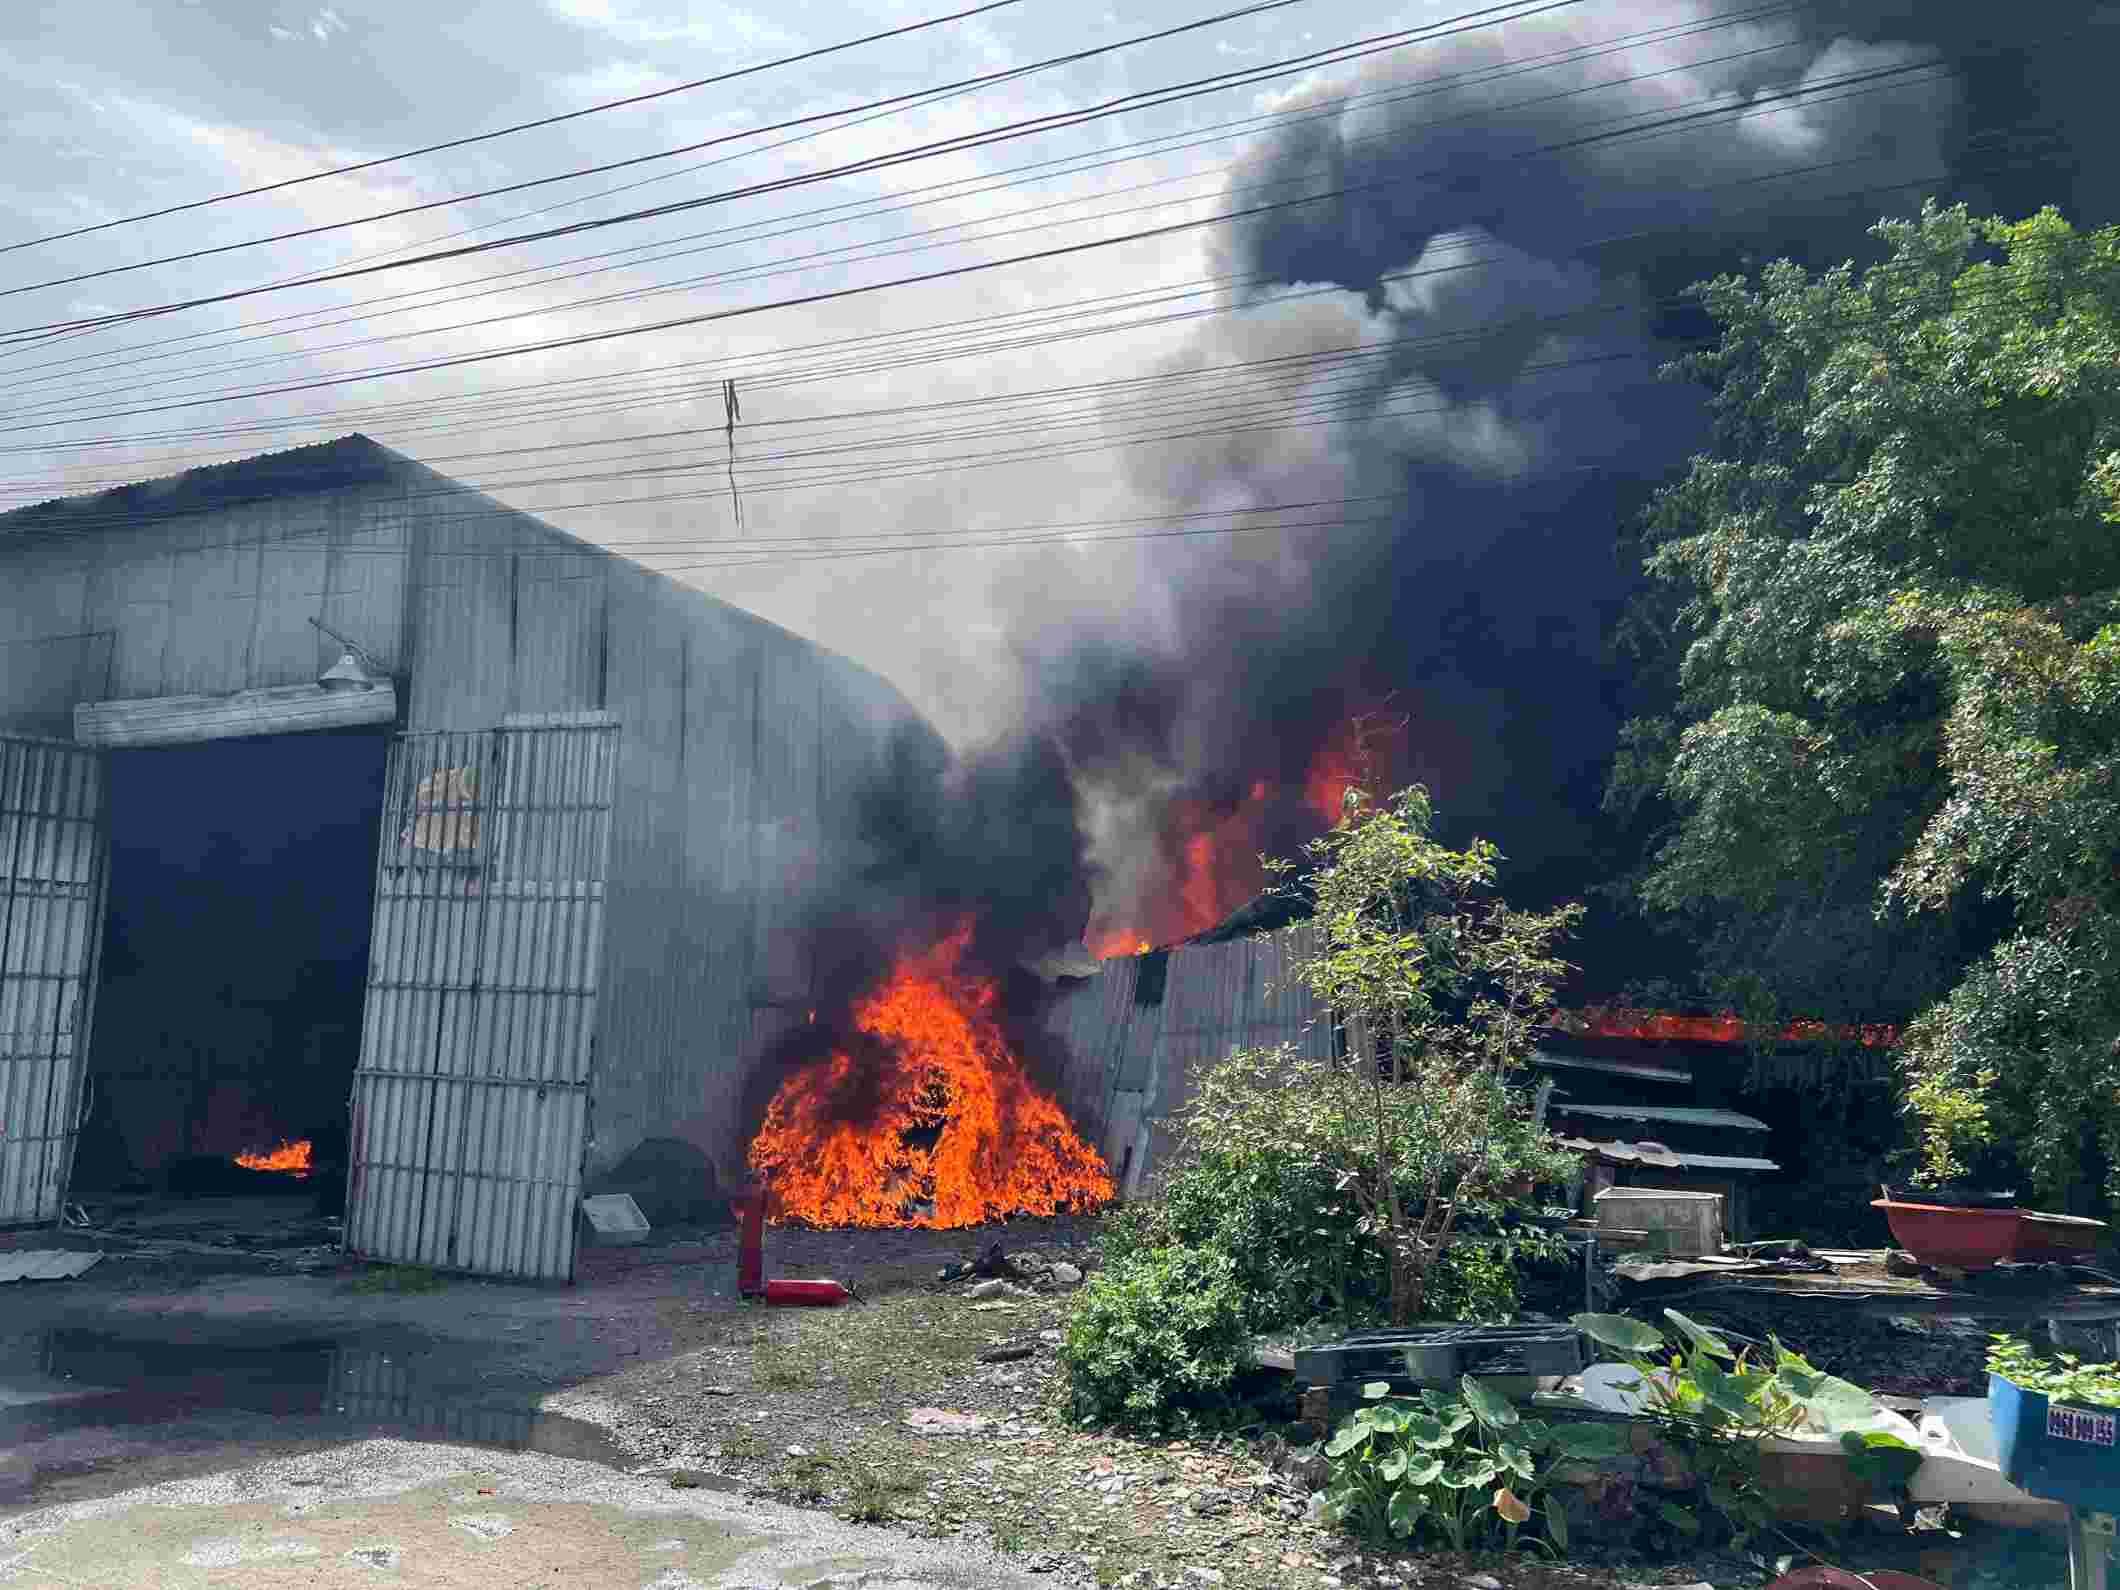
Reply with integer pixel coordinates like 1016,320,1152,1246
0,1214,2040,1589
567,1221,1766,1590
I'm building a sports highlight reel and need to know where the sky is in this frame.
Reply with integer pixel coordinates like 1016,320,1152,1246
2,0,2112,967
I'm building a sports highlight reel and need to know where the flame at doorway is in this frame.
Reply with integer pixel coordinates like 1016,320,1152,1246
234,1139,314,1177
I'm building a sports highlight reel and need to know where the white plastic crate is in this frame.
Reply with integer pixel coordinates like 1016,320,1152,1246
579,1193,651,1245
1593,1187,1725,1258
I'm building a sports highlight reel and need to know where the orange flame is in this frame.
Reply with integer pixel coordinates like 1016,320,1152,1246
1557,1006,1901,1048
234,1139,313,1176
746,926,1114,1228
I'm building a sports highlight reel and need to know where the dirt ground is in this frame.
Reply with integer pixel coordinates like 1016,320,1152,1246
0,1210,2037,1590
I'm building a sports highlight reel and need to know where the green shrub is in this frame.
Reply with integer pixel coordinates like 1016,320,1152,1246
1107,1146,1568,1334
1324,1376,1625,1553
1424,1225,1570,1324
1108,1145,1377,1331
1059,1244,1254,1432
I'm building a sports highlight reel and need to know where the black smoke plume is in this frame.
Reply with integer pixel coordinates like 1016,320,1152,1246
740,0,2114,1144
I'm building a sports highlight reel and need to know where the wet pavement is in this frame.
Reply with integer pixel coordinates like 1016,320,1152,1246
0,1324,628,1510
0,1328,1039,1587
0,1438,1031,1588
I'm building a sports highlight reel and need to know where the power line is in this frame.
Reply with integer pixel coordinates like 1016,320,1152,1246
0,102,2067,481
0,0,1808,397
0,0,1034,258
0,10,1825,412
0,53,1961,435
0,0,1339,306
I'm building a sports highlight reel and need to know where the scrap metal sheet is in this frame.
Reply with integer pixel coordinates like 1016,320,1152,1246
0,1249,102,1283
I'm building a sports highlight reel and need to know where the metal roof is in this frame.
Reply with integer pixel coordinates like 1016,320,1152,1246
0,1250,103,1283
1557,1137,1779,1173
1529,1050,1692,1085
1548,1102,1770,1132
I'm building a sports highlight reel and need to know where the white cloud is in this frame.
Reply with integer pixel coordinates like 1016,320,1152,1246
546,0,798,55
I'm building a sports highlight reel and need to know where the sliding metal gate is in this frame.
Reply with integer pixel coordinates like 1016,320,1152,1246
0,737,108,1227
344,713,617,1281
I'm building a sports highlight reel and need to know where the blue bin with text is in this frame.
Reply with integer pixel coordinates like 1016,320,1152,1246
1990,1372,2120,1511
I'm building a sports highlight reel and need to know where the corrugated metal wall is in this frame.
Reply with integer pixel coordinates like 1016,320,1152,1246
0,437,924,1202
1042,922,1334,1195
0,738,106,1225
347,715,617,1281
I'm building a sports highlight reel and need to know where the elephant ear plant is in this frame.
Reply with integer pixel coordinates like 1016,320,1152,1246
1322,1373,1629,1554
1572,1311,1924,1545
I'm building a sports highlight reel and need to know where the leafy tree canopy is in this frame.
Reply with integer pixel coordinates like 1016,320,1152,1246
1613,201,2120,1200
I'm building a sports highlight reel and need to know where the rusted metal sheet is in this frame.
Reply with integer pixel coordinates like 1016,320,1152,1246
345,714,617,1282
0,738,107,1228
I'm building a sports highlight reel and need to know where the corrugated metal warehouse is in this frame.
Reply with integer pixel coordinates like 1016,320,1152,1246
0,434,926,1280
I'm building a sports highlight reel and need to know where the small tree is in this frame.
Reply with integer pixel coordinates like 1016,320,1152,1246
1187,773,1581,1324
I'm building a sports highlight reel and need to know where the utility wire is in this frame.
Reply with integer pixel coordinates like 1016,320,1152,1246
0,0,1341,304
0,0,1809,393
0,13,1827,410
0,54,1959,433
0,0,1035,257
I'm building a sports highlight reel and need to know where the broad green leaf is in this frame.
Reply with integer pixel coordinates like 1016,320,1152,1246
1546,1501,1570,1551
1361,1380,1393,1401
1386,1488,1427,1537
1656,1500,1702,1536
1800,1373,1891,1434
1406,1414,1449,1449
1379,1452,1407,1483
1548,1421,1628,1459
1460,1374,1520,1428
1325,1424,1368,1457
1663,1308,1736,1360
1572,1313,1666,1354
1843,1430,1924,1488
1404,1455,1444,1486
1692,1357,1758,1424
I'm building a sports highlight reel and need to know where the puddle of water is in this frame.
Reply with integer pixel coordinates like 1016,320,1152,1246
0,1328,628,1475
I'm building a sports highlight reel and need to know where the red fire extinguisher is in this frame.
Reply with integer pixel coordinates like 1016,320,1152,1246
732,1180,768,1299
729,1180,859,1307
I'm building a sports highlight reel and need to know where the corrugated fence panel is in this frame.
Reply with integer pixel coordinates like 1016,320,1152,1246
345,716,617,1281
1040,927,1334,1199
0,738,106,1226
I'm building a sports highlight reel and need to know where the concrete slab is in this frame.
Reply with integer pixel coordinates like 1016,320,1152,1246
0,1438,1037,1589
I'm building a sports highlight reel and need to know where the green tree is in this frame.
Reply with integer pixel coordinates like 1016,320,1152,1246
1613,201,2120,1202
1199,780,1581,1323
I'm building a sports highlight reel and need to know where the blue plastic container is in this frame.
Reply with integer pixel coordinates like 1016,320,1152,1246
1990,1371,2120,1511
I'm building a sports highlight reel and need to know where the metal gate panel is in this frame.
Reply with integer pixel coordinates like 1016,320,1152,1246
0,738,107,1227
345,715,616,1281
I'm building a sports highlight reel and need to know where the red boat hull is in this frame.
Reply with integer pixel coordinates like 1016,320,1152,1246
1871,1199,2021,1269
2012,1211,2108,1263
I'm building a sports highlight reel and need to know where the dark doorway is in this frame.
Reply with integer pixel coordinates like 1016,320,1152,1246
72,728,389,1210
